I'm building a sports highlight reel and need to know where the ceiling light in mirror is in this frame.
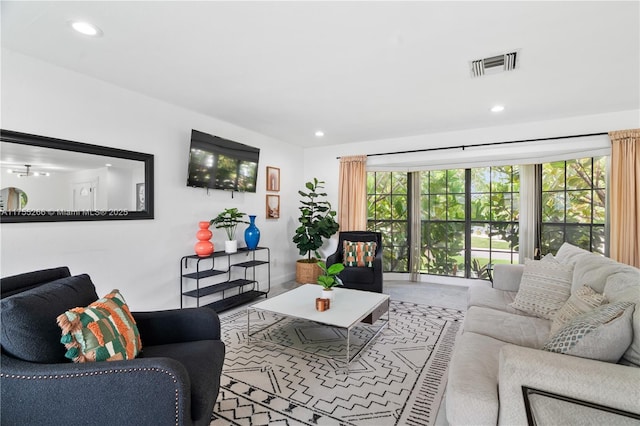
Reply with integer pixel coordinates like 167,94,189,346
315,131,325,137
491,105,505,113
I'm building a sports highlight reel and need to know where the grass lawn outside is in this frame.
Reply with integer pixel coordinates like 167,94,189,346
470,236,511,250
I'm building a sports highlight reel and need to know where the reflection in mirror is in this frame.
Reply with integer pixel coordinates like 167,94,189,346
0,187,28,211
0,130,154,222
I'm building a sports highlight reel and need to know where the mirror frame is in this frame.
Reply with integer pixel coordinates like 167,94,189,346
0,129,154,223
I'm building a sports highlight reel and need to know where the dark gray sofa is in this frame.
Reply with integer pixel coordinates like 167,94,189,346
0,267,225,426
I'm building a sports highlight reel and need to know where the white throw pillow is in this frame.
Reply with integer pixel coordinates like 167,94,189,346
549,285,607,336
510,258,574,320
542,301,635,363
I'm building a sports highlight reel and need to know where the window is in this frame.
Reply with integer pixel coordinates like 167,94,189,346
367,171,409,272
420,169,466,276
540,157,606,255
469,166,520,277
367,157,605,279
419,167,519,278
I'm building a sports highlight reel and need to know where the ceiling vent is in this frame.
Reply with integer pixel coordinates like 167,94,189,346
470,51,519,78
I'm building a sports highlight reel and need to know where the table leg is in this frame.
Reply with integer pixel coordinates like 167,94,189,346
346,326,351,373
247,308,251,343
387,301,391,330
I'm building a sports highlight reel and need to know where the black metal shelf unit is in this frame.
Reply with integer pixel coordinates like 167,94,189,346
180,247,270,312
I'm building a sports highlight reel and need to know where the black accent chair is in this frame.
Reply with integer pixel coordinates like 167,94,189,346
0,267,225,426
326,231,383,293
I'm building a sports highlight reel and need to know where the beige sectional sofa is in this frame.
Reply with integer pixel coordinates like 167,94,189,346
446,243,640,425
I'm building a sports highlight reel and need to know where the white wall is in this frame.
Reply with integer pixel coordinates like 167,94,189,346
0,49,304,310
0,169,68,210
106,167,133,210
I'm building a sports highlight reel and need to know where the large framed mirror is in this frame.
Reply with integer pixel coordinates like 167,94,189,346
0,129,154,223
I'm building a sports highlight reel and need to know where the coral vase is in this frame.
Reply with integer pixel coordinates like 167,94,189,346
244,215,260,250
194,221,214,257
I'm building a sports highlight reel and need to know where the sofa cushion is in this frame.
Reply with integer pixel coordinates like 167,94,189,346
0,266,71,298
492,264,525,292
571,252,635,294
509,258,573,320
467,285,518,312
550,285,607,336
343,240,376,267
554,242,591,266
464,306,551,348
604,271,640,366
446,332,507,426
57,290,142,362
339,266,377,285
542,301,634,363
0,274,98,363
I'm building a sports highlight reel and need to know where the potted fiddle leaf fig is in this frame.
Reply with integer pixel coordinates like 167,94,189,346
317,261,344,300
293,178,340,283
210,207,248,253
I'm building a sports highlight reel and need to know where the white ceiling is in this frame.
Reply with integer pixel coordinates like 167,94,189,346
1,141,142,173
1,1,639,148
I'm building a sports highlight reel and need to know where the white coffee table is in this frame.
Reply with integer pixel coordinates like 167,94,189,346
247,284,390,371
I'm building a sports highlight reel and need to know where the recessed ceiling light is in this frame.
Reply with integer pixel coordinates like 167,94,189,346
491,105,505,113
70,21,102,37
105,163,112,167
315,131,325,137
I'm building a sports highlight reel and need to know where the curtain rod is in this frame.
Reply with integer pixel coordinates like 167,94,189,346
336,131,609,159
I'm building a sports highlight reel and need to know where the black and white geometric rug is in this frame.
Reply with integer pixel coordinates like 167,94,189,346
211,301,464,426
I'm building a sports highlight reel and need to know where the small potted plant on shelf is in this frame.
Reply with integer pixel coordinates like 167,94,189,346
293,178,340,283
316,261,344,300
210,207,248,253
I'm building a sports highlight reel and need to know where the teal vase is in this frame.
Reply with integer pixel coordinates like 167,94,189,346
244,215,260,250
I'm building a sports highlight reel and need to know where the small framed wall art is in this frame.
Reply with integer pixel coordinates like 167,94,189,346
266,166,280,192
266,194,280,219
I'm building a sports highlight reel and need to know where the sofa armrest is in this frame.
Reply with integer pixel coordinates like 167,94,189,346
0,353,193,425
326,251,340,268
498,345,640,425
492,264,525,291
133,307,221,346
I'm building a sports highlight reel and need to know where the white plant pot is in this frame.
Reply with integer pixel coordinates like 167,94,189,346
321,289,334,300
225,240,238,253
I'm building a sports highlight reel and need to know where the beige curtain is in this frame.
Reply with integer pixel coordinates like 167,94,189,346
338,155,368,231
609,129,640,267
519,164,541,261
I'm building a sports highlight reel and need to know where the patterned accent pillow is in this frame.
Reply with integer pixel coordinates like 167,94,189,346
549,285,607,336
343,241,377,267
57,290,142,362
509,258,574,319
542,301,634,363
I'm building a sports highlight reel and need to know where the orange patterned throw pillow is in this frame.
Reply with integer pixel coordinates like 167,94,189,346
343,240,377,267
57,290,142,362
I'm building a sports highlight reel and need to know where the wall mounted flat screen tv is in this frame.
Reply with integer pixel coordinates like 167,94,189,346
187,130,260,193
